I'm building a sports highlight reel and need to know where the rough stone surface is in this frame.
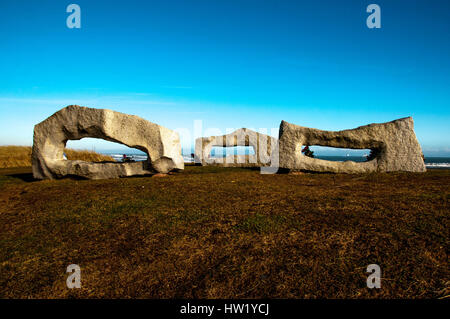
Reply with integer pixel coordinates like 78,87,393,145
279,117,426,173
32,105,184,180
195,128,278,167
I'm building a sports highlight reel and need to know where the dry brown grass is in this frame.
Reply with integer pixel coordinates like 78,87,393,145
63,149,115,163
0,166,448,299
0,146,32,168
0,146,114,168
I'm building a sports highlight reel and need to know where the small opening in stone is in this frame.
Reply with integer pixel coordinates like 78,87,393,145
210,146,255,158
65,138,148,163
301,146,374,162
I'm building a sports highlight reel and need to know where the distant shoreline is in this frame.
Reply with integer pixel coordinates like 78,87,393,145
1,146,448,169
103,152,450,169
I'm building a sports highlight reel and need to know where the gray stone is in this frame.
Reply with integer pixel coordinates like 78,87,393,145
279,117,426,173
32,105,184,180
195,128,278,167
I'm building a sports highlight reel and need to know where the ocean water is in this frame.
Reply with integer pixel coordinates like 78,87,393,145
316,156,450,169
106,153,194,163
422,157,450,169
107,153,149,162
103,152,450,169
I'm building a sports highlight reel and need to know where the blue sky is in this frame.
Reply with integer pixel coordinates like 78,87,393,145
0,0,449,155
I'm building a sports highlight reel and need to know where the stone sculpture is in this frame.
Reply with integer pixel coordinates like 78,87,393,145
195,128,278,167
278,117,426,173
32,105,184,180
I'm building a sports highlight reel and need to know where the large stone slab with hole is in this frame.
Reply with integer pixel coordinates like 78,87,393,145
32,105,184,180
279,117,426,173
195,128,278,167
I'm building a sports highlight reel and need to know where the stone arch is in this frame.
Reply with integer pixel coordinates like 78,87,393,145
195,128,277,167
32,105,184,179
278,117,426,173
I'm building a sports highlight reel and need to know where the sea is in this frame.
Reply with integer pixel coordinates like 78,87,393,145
103,152,450,169
316,156,450,169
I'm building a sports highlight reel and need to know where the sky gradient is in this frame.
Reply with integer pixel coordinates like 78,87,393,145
0,0,449,155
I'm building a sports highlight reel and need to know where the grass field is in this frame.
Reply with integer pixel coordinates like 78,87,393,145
0,165,448,298
0,146,114,168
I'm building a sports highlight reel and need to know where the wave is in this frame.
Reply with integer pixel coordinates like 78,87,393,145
425,163,450,168
105,153,450,167
108,153,195,163
109,154,148,162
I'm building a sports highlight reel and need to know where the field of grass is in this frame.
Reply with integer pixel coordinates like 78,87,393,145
0,165,448,299
0,146,114,168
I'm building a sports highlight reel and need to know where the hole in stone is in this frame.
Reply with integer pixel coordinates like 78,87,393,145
301,146,375,162
210,146,255,158
65,138,148,163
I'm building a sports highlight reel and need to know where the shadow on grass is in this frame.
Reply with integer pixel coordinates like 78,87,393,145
6,172,88,182
6,173,37,182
